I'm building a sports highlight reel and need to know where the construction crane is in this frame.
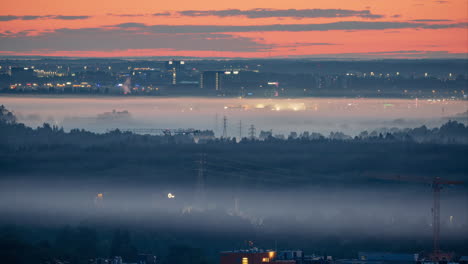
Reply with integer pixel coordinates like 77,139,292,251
372,174,464,261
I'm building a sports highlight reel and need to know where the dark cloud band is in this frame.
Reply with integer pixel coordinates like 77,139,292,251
0,15,91,21
177,8,383,19
112,21,468,33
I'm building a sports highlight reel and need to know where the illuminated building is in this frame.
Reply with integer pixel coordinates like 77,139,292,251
94,193,104,207
220,250,276,264
200,71,224,90
131,68,162,81
165,60,185,85
11,67,34,80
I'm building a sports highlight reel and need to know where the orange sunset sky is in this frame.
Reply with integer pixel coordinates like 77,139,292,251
0,0,467,58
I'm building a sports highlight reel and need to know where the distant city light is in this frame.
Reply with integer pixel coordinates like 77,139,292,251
256,104,265,109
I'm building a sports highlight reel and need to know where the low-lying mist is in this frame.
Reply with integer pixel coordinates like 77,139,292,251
1,179,467,240
3,96,467,136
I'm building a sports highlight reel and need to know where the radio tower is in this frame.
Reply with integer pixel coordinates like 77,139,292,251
222,116,228,138
214,113,219,135
195,153,207,209
248,124,256,139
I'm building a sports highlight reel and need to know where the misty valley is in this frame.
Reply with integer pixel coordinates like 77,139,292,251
0,103,467,263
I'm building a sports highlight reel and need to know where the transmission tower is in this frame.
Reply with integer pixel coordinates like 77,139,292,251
248,124,256,139
222,116,228,138
195,153,207,208
239,120,243,139
214,113,218,135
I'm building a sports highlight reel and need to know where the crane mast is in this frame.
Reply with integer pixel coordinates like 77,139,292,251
368,173,463,261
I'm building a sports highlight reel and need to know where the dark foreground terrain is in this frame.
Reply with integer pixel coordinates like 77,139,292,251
0,105,467,263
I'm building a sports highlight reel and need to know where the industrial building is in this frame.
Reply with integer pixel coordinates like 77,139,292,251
220,249,276,264
336,252,420,264
200,71,225,90
220,249,332,264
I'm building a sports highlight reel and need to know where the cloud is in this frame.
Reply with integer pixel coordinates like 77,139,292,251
153,12,171,16
276,42,339,48
106,13,171,17
54,16,92,20
434,1,449,3
0,20,466,56
0,15,91,21
108,21,468,33
178,8,384,19
410,19,452,22
284,50,468,59
21,15,52,20
107,13,146,17
0,28,269,52
111,22,147,28
0,16,21,21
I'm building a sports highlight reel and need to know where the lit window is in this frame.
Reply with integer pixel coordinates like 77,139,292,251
262,257,270,262
242,257,248,264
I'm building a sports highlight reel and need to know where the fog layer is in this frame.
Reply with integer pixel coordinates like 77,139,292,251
2,96,467,136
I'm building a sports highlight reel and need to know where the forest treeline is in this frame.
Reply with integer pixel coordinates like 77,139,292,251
1,104,467,185
2,105,468,148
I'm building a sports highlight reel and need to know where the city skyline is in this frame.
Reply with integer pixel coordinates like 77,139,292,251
0,0,467,58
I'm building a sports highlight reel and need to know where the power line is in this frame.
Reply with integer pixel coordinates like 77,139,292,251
204,160,303,182
209,156,291,174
